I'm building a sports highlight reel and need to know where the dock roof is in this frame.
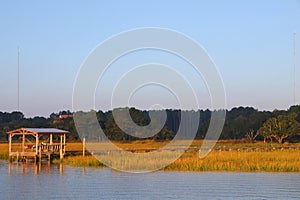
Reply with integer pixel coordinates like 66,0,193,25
7,128,69,135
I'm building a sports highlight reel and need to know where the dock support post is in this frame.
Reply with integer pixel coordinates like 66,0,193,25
63,133,66,154
8,134,12,162
60,135,63,160
22,133,25,154
39,146,42,162
83,137,86,157
35,134,39,161
50,133,53,145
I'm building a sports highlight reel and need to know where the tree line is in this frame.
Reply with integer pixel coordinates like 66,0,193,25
1,106,300,143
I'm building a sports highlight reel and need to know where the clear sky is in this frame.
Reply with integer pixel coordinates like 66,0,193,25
1,0,300,117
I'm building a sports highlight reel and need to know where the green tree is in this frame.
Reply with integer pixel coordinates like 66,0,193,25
259,113,300,144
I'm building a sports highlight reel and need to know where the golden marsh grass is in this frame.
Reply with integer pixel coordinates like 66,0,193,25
1,141,300,172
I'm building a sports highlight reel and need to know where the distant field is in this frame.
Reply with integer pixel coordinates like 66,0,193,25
66,140,300,152
2,140,300,172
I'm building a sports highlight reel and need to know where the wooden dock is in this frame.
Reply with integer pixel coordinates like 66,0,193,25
7,128,68,163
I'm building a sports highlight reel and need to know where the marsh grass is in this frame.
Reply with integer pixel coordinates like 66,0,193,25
58,156,105,167
58,148,300,172
94,150,184,172
165,149,300,172
2,141,300,172
0,143,8,160
0,152,8,160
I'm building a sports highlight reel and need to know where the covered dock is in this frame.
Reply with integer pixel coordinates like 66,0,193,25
7,128,68,162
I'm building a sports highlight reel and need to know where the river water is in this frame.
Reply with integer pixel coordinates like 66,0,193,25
1,161,300,200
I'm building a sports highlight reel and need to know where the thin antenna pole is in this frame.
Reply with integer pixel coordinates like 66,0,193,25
18,47,20,111
294,32,296,105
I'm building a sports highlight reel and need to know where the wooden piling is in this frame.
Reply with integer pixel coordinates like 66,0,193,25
8,134,12,161
60,135,63,160
39,147,42,162
83,137,86,157
22,133,25,154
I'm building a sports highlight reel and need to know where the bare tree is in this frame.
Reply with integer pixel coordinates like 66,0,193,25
245,129,259,143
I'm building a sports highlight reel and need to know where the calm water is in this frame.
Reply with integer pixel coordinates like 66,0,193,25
1,161,300,200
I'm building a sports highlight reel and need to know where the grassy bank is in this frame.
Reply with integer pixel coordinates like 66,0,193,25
0,143,8,160
1,141,300,172
59,140,300,172
59,149,300,172
55,156,105,168
164,149,300,172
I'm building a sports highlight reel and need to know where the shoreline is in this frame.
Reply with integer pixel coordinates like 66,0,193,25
55,149,300,172
2,141,300,172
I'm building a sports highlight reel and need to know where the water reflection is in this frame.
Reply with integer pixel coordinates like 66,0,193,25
8,161,65,175
2,161,300,200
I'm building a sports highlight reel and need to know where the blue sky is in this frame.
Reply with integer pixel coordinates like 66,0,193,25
1,0,300,117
